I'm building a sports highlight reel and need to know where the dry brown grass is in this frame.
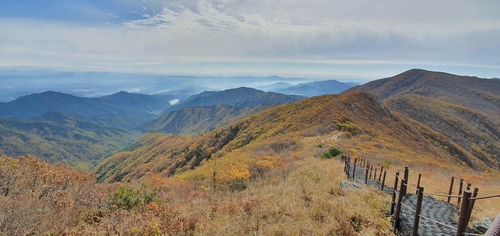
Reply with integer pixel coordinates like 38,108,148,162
3,127,499,235
74,156,393,235
319,132,500,223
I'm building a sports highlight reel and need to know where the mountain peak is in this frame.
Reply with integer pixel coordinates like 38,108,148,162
162,87,301,113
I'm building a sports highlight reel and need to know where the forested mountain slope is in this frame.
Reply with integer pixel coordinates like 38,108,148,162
95,92,486,182
163,87,304,113
0,91,171,128
0,112,141,168
136,104,277,135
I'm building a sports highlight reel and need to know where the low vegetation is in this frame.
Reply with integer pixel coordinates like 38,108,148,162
0,152,395,235
1,70,499,234
2,127,499,235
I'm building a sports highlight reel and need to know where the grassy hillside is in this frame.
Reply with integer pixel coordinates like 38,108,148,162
2,85,500,235
135,104,278,135
386,94,500,168
0,112,142,168
344,69,500,170
95,92,486,183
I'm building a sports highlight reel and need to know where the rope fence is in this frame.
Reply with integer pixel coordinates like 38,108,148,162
341,156,500,236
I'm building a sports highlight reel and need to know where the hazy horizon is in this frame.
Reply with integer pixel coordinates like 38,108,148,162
0,69,362,102
1,1,499,80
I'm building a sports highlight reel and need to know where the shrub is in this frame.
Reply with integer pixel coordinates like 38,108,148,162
381,160,392,168
321,147,342,159
107,186,142,210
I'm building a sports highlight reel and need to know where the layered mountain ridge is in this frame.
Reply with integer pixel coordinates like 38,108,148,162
95,91,489,182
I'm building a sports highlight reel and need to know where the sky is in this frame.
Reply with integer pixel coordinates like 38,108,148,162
1,0,499,81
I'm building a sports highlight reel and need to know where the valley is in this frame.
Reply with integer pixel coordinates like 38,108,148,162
0,69,499,235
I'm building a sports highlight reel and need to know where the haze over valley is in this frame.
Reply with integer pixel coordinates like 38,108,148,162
1,0,500,235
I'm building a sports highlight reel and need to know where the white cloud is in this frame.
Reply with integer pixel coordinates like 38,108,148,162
169,99,180,105
0,0,499,78
125,88,142,93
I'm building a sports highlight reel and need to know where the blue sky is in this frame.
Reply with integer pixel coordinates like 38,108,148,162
1,0,499,81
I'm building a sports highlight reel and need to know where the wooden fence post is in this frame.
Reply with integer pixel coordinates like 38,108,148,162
381,171,387,191
374,166,377,180
416,173,422,194
346,157,350,177
457,190,472,236
393,178,406,233
352,161,356,181
448,177,455,203
379,166,384,181
391,172,400,215
466,188,479,226
370,165,374,179
404,167,409,183
413,186,424,236
343,158,345,174
365,164,369,184
458,179,463,205
467,183,472,191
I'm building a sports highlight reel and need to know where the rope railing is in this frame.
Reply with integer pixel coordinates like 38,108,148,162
400,199,460,232
424,192,462,198
418,213,458,230
469,194,500,200
400,201,416,213
343,159,498,236
462,233,483,236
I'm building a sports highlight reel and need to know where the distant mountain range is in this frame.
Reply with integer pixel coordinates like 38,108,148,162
271,80,357,97
95,69,500,182
163,87,304,113
0,91,171,128
0,70,330,102
138,87,305,135
2,69,498,174
0,87,307,165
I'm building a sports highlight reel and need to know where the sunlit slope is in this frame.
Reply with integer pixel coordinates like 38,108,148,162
345,69,500,169
135,104,278,135
386,94,500,168
95,92,483,182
